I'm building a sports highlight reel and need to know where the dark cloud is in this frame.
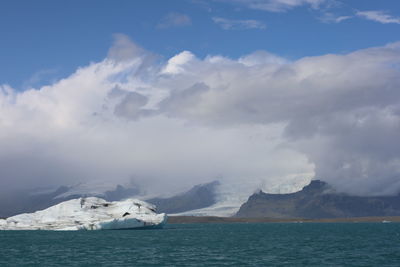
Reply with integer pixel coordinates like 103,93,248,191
114,91,148,120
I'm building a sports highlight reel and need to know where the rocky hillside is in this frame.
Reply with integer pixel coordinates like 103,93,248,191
235,180,400,219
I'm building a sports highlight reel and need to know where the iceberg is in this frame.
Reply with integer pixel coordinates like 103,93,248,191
0,197,167,230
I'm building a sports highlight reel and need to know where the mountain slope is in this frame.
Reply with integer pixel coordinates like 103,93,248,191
147,181,220,214
236,180,400,219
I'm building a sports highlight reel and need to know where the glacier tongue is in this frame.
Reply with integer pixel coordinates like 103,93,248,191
0,197,167,230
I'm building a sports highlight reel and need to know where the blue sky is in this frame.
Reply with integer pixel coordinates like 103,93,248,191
1,0,400,89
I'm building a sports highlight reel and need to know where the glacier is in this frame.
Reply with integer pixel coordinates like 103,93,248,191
170,178,312,217
0,197,167,230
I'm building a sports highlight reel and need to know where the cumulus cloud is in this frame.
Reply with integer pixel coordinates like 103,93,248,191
161,51,196,74
356,10,400,24
0,35,313,198
157,12,192,29
212,17,266,30
1,34,400,198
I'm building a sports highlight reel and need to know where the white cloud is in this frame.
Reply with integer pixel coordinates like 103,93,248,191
319,12,352,23
157,12,192,29
161,51,196,74
356,10,400,24
0,35,312,198
227,0,330,12
212,17,266,30
156,41,400,196
1,34,400,198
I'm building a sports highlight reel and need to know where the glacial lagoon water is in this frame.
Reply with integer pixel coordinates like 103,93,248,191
0,223,399,266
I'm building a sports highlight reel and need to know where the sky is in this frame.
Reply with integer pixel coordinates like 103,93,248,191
1,0,400,197
2,0,400,89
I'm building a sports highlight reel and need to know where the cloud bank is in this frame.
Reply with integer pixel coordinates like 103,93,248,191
1,35,400,197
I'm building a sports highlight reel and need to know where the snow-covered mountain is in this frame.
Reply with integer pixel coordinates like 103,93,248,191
0,197,166,230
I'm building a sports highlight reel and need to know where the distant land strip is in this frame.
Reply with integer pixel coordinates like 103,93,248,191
168,216,400,224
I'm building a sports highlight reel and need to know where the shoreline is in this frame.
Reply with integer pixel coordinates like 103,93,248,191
168,216,400,224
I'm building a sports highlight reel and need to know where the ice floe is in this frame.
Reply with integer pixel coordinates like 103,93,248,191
0,197,167,230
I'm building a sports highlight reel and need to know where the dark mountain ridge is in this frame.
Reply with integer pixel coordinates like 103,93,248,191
147,181,220,214
236,180,400,219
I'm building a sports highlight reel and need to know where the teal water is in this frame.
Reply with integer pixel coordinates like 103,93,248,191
0,223,399,266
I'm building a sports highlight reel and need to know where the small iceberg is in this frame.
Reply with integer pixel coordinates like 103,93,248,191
0,197,167,230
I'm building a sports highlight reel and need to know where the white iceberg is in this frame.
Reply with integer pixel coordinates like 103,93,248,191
0,197,167,230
